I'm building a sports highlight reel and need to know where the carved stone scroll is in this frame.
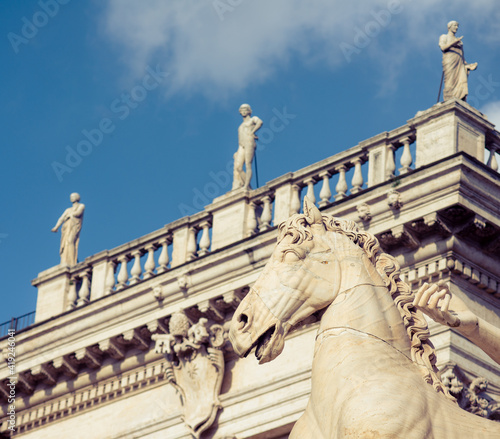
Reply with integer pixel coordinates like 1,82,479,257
152,312,226,438
441,365,500,421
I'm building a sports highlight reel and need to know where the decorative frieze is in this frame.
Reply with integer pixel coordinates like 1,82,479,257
5,359,169,436
408,212,451,237
0,293,243,404
399,254,500,298
441,365,500,421
377,225,418,250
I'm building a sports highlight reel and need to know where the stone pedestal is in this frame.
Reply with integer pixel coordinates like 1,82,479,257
32,265,71,323
210,189,252,251
411,99,495,168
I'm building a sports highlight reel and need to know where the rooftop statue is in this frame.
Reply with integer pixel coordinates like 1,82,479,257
439,21,477,101
229,197,500,438
51,192,85,266
232,104,263,190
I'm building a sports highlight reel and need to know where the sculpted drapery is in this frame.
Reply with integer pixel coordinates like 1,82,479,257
439,21,477,101
52,193,85,266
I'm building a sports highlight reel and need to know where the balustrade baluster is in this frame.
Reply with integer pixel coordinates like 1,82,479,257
76,270,91,306
116,255,130,290
386,144,396,179
157,238,170,273
187,227,198,261
335,165,348,201
143,244,157,279
247,202,258,237
290,184,301,214
105,260,116,295
487,148,499,172
260,196,273,232
318,171,332,207
304,178,316,205
198,221,211,257
129,250,143,285
351,158,364,194
67,278,77,310
399,137,413,174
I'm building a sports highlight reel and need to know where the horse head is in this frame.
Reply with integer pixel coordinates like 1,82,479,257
229,197,362,364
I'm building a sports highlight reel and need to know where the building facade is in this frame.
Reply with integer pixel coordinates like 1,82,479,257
1,99,500,438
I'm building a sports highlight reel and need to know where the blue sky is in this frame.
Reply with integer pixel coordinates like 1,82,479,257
2,0,500,325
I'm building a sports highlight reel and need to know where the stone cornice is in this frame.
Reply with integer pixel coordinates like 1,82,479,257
1,358,172,436
409,99,497,133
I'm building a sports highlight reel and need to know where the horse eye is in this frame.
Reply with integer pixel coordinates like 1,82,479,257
283,251,301,262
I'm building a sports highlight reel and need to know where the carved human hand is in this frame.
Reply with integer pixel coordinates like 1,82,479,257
413,282,478,335
51,227,58,232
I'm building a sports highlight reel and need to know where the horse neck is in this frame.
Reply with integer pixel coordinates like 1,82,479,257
318,252,411,357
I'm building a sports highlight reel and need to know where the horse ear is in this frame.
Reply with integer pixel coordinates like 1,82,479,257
303,196,323,225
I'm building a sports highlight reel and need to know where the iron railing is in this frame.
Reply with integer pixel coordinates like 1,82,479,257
0,311,36,338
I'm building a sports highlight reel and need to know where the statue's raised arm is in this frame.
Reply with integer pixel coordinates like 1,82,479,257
413,282,500,365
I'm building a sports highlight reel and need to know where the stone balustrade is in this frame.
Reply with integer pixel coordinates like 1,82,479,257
33,212,215,322
486,130,500,172
32,99,500,323
255,124,416,229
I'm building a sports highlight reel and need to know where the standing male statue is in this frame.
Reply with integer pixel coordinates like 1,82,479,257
51,193,85,266
439,21,477,101
232,104,263,190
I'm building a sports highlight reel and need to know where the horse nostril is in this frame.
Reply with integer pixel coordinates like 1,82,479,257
238,313,248,330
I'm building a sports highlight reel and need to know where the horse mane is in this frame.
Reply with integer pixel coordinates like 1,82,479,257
277,213,454,401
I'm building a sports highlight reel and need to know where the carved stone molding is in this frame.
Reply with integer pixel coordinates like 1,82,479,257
378,225,418,251
356,202,372,222
0,288,246,403
153,284,165,301
152,312,227,439
457,214,499,244
399,254,500,298
439,205,473,224
177,273,191,291
387,189,402,210
408,212,451,237
7,359,169,436
441,364,500,421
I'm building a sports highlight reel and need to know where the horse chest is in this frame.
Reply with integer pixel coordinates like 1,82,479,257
308,331,434,438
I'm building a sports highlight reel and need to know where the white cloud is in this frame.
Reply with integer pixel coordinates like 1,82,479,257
101,0,500,98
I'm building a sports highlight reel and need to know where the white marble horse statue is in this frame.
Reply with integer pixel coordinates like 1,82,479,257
229,197,500,438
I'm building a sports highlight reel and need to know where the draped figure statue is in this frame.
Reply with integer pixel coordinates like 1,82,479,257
51,193,85,266
439,21,477,101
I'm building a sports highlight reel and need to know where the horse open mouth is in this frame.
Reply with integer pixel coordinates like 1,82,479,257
254,325,276,361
